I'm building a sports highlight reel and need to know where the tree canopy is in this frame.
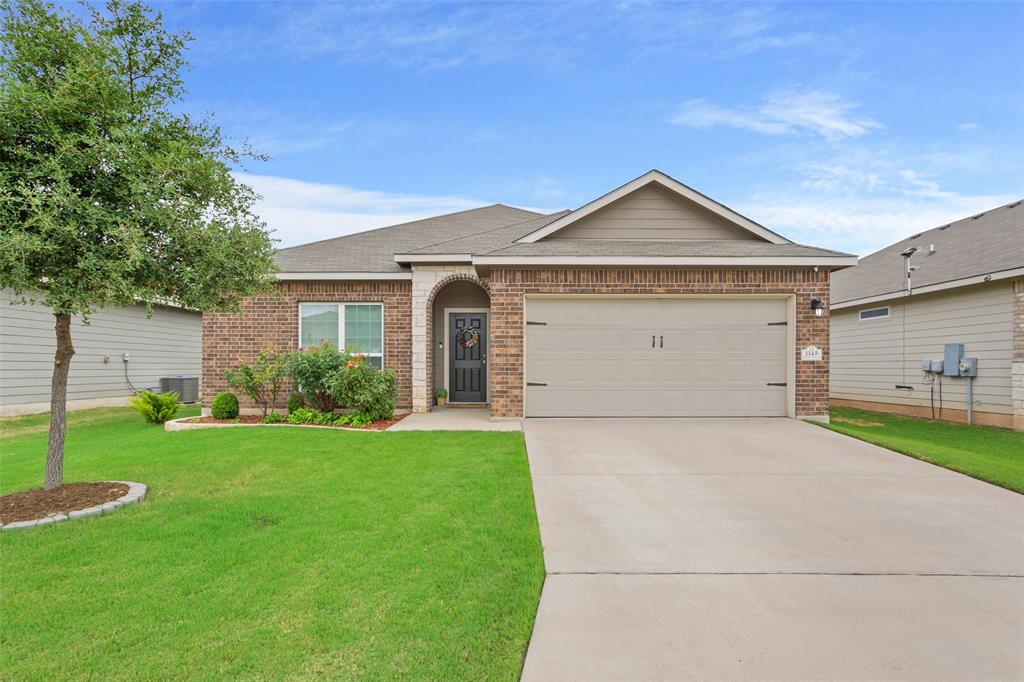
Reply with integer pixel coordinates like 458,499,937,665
0,0,277,316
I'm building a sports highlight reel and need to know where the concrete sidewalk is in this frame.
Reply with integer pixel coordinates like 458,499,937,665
520,418,1024,681
386,407,521,431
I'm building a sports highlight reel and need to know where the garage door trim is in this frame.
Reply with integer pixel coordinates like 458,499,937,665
523,294,796,418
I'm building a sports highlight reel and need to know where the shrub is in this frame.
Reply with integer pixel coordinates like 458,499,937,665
225,348,287,419
434,387,448,399
329,356,398,421
129,390,181,424
289,341,349,413
287,407,338,425
337,412,372,428
262,412,285,424
287,393,305,414
211,391,239,419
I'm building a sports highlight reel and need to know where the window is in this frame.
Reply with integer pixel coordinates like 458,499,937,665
299,303,383,368
859,306,890,321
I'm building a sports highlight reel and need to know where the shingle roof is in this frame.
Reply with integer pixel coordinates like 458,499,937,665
832,200,1024,304
274,204,544,273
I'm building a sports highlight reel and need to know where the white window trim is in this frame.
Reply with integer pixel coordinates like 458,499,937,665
298,302,385,366
858,306,890,321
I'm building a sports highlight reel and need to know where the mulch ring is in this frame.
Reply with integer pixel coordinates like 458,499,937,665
188,413,409,431
1,482,129,525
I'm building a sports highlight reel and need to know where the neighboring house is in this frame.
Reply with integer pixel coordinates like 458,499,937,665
830,201,1024,430
203,170,856,420
0,290,202,417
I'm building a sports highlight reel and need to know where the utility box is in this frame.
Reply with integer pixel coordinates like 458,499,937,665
958,357,978,377
160,376,199,404
943,344,964,377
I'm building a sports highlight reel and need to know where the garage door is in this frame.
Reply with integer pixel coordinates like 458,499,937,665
525,297,789,417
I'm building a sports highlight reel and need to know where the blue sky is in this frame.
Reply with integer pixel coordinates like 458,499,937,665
154,1,1023,255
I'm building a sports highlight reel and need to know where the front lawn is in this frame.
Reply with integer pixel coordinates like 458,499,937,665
824,407,1024,494
0,408,544,680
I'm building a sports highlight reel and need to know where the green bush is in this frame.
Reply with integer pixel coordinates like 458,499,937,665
130,391,182,421
286,407,338,426
330,359,397,421
262,412,285,424
224,348,287,419
337,412,372,428
211,391,239,419
129,390,181,424
287,393,305,414
434,387,448,399
288,342,349,413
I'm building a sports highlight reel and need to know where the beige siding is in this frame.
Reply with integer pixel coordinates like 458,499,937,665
830,282,1014,416
551,184,760,240
0,289,201,414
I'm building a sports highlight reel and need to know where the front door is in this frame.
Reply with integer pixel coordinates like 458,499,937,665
449,312,487,403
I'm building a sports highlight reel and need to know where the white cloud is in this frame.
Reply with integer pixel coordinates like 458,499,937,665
958,122,981,131
668,90,881,140
235,174,487,247
740,176,1014,256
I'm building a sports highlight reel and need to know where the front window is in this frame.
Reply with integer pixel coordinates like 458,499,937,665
299,303,383,368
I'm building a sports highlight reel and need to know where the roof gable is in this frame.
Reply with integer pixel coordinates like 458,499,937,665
516,170,790,245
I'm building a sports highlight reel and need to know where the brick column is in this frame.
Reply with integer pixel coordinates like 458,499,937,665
410,265,478,413
1013,279,1024,432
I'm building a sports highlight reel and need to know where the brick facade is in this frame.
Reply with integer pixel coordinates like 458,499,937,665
485,268,831,419
202,280,412,410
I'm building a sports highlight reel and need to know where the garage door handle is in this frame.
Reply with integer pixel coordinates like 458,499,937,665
527,382,547,387
651,335,655,348
660,335,663,348
766,382,787,387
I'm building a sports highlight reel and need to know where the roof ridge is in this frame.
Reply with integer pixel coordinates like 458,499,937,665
856,198,1024,261
275,203,535,253
404,210,570,254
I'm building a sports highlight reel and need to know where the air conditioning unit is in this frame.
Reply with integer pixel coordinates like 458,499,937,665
160,376,199,404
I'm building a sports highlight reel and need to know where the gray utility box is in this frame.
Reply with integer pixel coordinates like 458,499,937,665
943,343,964,377
160,376,199,403
957,357,978,377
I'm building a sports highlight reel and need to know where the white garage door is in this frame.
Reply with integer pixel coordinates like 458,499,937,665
525,297,789,417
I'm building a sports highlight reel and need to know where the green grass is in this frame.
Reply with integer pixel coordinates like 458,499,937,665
823,407,1024,494
0,408,545,680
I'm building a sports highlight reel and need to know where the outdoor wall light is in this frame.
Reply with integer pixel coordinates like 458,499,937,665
810,298,825,318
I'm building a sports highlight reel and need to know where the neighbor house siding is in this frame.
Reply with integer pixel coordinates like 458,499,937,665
201,280,412,411
0,289,201,416
830,280,1014,427
486,268,830,419
551,184,758,241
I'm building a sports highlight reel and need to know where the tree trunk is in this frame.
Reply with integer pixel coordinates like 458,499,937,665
44,313,75,490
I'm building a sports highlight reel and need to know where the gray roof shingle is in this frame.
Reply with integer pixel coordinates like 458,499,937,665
274,204,543,273
832,200,1024,304
477,239,851,258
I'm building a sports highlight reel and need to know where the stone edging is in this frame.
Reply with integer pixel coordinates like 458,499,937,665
1,481,147,531
164,417,388,433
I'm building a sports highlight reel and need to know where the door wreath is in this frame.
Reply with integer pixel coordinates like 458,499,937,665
456,326,480,349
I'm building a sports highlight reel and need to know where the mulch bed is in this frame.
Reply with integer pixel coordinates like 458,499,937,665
189,413,408,431
1,482,129,524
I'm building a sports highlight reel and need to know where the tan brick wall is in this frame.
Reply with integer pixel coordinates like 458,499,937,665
486,268,831,419
202,280,412,410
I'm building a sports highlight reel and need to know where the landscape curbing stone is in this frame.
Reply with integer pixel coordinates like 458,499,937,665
1,481,147,531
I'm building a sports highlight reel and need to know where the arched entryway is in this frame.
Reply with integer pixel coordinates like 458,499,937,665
427,277,490,409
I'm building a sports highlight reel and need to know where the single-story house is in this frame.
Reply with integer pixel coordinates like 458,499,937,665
1,290,202,417
203,170,857,420
830,200,1023,430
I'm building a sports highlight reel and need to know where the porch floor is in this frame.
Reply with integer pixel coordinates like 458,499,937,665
387,408,521,432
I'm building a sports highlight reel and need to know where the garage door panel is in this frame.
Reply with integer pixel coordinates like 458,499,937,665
525,297,790,417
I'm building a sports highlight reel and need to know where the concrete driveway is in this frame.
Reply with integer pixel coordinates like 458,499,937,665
521,419,1024,681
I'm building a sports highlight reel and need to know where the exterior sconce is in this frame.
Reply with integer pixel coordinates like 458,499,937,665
810,298,825,318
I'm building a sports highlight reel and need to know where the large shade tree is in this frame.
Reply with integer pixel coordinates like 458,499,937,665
0,0,277,489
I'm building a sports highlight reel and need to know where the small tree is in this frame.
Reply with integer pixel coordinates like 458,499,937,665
224,348,287,419
0,0,277,489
